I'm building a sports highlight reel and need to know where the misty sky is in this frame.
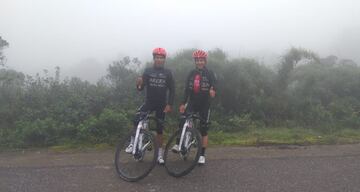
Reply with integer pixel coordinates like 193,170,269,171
1,0,360,82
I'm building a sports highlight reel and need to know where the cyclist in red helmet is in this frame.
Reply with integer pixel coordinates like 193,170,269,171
126,47,175,165
172,49,217,165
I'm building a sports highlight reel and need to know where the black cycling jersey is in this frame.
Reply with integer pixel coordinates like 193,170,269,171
139,66,175,106
179,67,217,136
182,67,216,104
134,66,175,134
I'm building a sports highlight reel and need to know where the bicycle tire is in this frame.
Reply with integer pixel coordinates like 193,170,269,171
164,127,202,177
114,129,158,182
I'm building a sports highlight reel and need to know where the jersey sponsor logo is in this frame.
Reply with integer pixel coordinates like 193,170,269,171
201,82,210,91
149,77,166,87
193,74,201,94
158,73,166,78
190,73,211,92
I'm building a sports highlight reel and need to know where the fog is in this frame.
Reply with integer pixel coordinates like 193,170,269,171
1,0,360,82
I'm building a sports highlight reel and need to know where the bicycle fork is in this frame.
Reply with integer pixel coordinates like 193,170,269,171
132,121,151,156
132,122,142,155
178,120,195,152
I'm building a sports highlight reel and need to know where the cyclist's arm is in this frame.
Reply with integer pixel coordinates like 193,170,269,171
137,70,147,91
167,70,175,106
209,70,217,91
182,71,192,104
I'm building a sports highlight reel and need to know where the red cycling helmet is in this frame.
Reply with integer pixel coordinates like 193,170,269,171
152,47,167,57
192,50,208,59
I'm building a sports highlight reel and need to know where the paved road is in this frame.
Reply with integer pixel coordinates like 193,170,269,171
1,144,360,192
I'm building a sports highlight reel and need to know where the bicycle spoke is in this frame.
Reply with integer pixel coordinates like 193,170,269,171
164,128,202,177
115,130,158,182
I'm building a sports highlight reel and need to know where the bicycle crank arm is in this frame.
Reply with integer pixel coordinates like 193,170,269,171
141,141,151,152
186,139,196,149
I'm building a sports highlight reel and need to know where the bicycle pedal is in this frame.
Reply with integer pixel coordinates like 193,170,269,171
171,149,179,153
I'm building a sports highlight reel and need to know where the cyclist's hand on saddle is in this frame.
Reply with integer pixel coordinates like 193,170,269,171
179,104,186,114
136,77,143,89
163,104,172,113
209,87,216,98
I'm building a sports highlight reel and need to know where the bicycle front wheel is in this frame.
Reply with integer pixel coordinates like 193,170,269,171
164,127,202,177
114,129,158,182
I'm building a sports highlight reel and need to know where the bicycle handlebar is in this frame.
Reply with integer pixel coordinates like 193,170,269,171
138,111,166,124
180,112,206,122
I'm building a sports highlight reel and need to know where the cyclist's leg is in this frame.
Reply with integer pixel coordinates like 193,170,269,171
155,103,166,163
199,102,210,157
155,103,166,146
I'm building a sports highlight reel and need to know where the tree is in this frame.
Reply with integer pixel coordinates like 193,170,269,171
106,56,141,107
277,47,319,90
0,69,25,130
0,36,9,67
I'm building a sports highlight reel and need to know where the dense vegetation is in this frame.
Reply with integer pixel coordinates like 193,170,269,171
1,36,360,148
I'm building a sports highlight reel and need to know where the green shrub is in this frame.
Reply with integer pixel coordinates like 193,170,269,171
77,109,131,144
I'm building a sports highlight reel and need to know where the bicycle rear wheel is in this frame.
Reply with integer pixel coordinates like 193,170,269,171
164,127,202,177
114,129,158,182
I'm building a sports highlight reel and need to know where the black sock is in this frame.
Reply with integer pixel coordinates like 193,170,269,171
201,147,206,156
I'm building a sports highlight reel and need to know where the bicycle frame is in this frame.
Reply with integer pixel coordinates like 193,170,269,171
132,118,148,155
115,112,161,182
178,117,197,153
132,113,158,156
